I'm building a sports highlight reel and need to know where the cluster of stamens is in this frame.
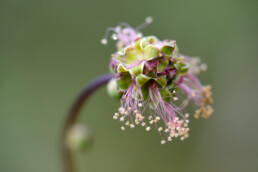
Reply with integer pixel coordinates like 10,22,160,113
113,102,191,144
194,85,214,119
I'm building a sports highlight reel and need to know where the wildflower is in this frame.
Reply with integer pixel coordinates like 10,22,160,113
103,17,213,144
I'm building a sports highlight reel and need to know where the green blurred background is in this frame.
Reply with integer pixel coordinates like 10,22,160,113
0,0,258,172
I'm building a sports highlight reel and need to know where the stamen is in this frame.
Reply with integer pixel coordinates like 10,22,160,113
135,16,153,30
120,117,124,121
155,116,160,121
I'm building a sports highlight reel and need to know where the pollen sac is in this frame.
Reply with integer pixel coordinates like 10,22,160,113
104,19,213,143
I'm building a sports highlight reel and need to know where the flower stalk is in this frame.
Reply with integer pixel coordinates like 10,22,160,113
61,73,113,172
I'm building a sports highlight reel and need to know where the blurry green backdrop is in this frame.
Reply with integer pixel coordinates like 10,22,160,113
0,0,258,172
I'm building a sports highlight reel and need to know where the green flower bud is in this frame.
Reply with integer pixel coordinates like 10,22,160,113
66,124,93,153
107,78,122,98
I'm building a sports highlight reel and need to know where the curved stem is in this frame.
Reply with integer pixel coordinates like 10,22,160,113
61,73,114,172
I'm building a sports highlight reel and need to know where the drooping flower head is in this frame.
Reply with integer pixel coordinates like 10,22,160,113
103,17,213,144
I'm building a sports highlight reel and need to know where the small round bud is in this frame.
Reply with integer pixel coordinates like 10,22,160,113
67,124,94,152
107,78,122,99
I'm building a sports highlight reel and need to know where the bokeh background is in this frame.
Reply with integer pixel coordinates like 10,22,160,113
0,0,258,172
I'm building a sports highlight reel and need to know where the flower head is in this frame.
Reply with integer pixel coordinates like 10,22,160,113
103,17,213,144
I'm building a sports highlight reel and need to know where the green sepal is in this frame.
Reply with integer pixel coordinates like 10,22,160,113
168,60,176,69
174,62,189,74
117,73,131,91
129,62,144,76
123,47,138,64
155,76,166,87
180,64,189,74
172,44,180,59
159,88,172,102
143,46,159,60
113,53,122,61
140,83,149,101
157,58,168,73
133,38,143,54
140,36,157,49
117,64,128,73
161,46,174,57
147,71,156,78
166,79,175,89
136,74,151,87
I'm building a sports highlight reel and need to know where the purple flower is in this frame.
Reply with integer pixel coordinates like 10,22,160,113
104,17,213,144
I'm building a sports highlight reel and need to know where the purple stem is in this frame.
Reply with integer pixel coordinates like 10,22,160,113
61,73,114,172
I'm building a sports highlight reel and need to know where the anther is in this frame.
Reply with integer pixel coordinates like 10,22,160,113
168,137,172,141
120,117,124,121
161,140,166,144
191,92,196,97
111,33,118,40
101,38,108,45
145,16,153,24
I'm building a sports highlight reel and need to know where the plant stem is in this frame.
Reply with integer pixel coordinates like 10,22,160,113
61,73,114,172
